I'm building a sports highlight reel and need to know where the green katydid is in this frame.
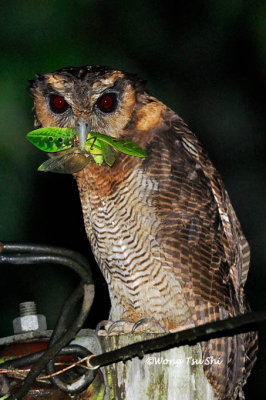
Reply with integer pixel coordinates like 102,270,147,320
26,127,147,173
86,131,147,158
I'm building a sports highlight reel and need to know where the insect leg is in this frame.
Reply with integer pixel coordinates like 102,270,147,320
86,136,97,150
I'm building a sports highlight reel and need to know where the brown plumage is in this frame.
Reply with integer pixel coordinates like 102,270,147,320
29,65,257,399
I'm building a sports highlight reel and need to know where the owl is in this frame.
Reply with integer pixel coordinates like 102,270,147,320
29,65,257,399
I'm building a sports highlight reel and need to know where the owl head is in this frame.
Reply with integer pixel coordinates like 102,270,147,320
28,65,155,148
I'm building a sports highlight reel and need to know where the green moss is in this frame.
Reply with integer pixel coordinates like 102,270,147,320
146,368,168,400
106,365,115,400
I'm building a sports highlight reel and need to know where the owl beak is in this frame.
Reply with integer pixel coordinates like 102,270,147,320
76,120,90,150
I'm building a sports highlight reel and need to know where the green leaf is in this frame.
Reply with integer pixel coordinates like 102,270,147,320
26,127,76,152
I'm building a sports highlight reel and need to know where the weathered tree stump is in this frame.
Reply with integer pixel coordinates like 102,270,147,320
97,334,217,400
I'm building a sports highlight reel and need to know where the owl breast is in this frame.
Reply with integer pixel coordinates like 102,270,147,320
75,164,193,331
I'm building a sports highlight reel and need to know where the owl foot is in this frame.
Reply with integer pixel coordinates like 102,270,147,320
96,318,165,336
96,320,135,336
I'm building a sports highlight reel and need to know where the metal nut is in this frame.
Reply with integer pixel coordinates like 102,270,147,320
13,314,47,334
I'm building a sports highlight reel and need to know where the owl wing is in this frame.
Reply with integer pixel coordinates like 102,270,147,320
178,127,250,296
155,120,250,312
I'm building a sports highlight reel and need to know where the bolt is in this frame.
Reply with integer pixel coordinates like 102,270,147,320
13,301,47,334
19,301,37,316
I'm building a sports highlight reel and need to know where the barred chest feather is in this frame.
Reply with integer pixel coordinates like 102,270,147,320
75,164,193,331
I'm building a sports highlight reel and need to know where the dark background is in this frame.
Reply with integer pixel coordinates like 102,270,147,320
0,0,265,397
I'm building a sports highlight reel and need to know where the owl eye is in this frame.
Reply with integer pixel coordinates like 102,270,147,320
96,93,117,113
50,95,69,114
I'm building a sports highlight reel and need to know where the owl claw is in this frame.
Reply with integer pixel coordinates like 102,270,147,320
95,320,110,333
107,320,126,335
96,319,129,336
131,318,148,333
96,320,139,336
132,319,165,333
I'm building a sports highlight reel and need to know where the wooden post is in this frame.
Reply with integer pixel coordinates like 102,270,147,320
96,334,217,400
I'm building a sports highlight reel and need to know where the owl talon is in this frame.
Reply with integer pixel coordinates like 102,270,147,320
96,319,130,336
107,320,126,335
95,320,110,333
131,318,148,333
132,319,165,333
